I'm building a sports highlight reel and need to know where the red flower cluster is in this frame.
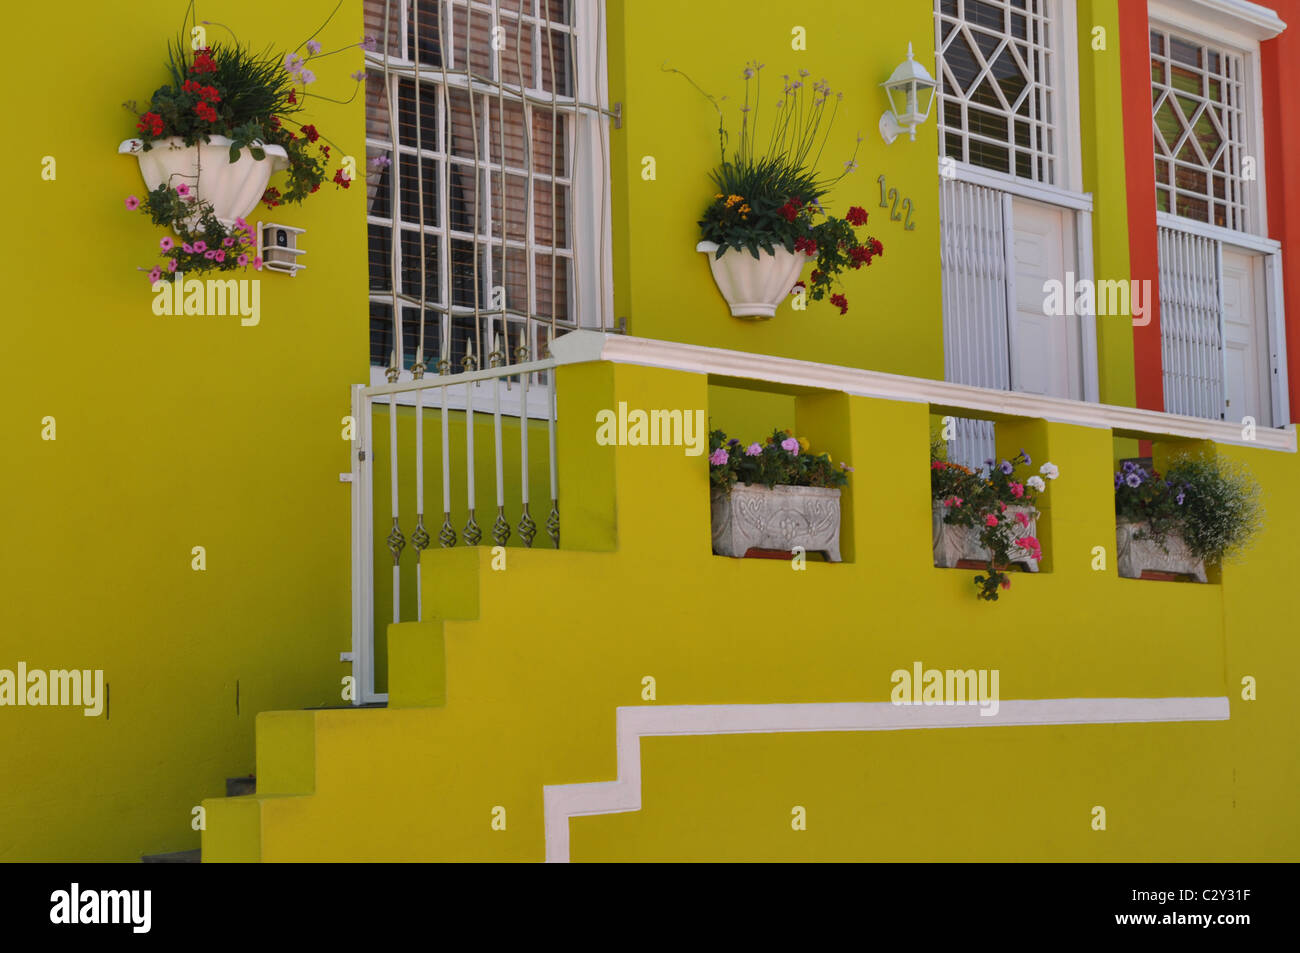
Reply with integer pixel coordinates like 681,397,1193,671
333,168,352,189
793,236,818,256
845,205,869,227
191,48,217,75
287,89,298,105
262,186,283,207
301,124,320,143
194,101,219,123
137,111,165,136
830,293,849,315
779,198,803,222
182,79,222,102
848,240,882,269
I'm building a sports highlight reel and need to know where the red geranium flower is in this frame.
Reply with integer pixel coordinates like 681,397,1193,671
779,198,802,222
793,236,817,256
830,293,849,315
287,89,298,105
191,48,217,74
137,111,165,136
333,167,352,189
846,205,869,227
301,124,320,143
200,85,221,103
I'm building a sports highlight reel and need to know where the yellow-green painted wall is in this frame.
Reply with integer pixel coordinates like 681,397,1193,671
204,363,1300,861
608,0,944,378
1,0,367,860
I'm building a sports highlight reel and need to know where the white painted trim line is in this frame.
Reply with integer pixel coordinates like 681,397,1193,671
549,331,1297,452
1156,212,1281,256
951,162,1093,213
542,696,1230,862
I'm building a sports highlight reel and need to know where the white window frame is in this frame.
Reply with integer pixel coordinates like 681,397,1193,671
1148,0,1290,426
365,0,613,413
936,0,1099,404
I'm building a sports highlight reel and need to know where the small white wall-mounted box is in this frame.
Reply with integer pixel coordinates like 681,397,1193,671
257,221,306,276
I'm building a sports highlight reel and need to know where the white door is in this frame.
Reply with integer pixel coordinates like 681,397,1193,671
1221,247,1271,424
1009,198,1082,399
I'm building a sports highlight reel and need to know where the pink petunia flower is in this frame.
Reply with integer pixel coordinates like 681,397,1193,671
176,183,190,196
160,236,174,251
204,250,216,259
148,266,162,283
222,237,234,248
182,243,194,253
237,253,249,267
193,240,207,253
985,514,999,527
125,195,140,210
214,250,226,262
167,258,178,272
745,443,762,456
253,256,264,270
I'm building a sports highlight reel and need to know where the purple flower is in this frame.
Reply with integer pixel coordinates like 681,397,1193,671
306,40,322,54
1020,448,1032,466
351,70,366,82
1114,473,1123,489
1125,472,1142,488
1176,491,1186,505
1122,461,1137,474
709,447,729,466
361,34,378,51
745,442,762,456
781,437,799,454
999,460,1014,475
284,52,304,73
300,69,317,84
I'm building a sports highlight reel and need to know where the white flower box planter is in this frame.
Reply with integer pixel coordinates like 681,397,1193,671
932,502,1040,572
697,240,804,319
119,136,289,227
1116,520,1207,582
711,484,842,561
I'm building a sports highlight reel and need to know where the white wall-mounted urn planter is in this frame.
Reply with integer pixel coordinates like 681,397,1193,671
711,484,842,561
1116,520,1207,582
932,502,1040,572
118,136,289,227
697,240,804,319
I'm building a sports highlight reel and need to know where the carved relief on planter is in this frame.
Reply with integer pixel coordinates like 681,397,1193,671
931,502,1040,572
1116,520,1207,582
711,484,842,561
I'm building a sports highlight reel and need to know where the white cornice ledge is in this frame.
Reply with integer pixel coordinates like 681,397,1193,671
1153,0,1286,41
550,331,1297,453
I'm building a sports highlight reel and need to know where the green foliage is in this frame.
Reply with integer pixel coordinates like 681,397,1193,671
1115,455,1263,564
708,428,850,492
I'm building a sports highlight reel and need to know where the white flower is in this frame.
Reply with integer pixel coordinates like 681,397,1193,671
1039,462,1060,480
1027,476,1046,492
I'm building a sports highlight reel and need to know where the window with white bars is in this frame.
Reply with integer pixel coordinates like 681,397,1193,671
935,0,1060,186
1150,29,1249,231
363,0,608,377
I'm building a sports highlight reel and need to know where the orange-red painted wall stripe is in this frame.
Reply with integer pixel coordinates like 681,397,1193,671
1261,1,1300,424
1119,0,1164,412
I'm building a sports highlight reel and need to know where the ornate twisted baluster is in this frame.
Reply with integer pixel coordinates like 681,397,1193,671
545,502,559,548
386,517,406,565
464,511,482,546
518,505,537,547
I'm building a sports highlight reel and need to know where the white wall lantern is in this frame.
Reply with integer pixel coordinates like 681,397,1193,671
257,221,306,276
879,43,937,144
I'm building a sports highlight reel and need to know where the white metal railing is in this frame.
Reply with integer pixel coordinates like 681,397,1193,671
350,334,559,703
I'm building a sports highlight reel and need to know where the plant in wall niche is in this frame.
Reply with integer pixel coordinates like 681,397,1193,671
669,62,883,319
930,449,1060,601
709,428,851,562
1113,456,1262,582
119,3,364,278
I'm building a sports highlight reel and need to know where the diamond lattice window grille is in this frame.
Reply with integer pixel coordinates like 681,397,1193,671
1149,28,1248,231
935,0,1059,185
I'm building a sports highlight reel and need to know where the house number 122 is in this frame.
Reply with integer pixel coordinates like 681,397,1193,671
877,175,916,231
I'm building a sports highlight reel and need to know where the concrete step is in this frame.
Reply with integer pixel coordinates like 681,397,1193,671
225,775,256,797
141,848,200,863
